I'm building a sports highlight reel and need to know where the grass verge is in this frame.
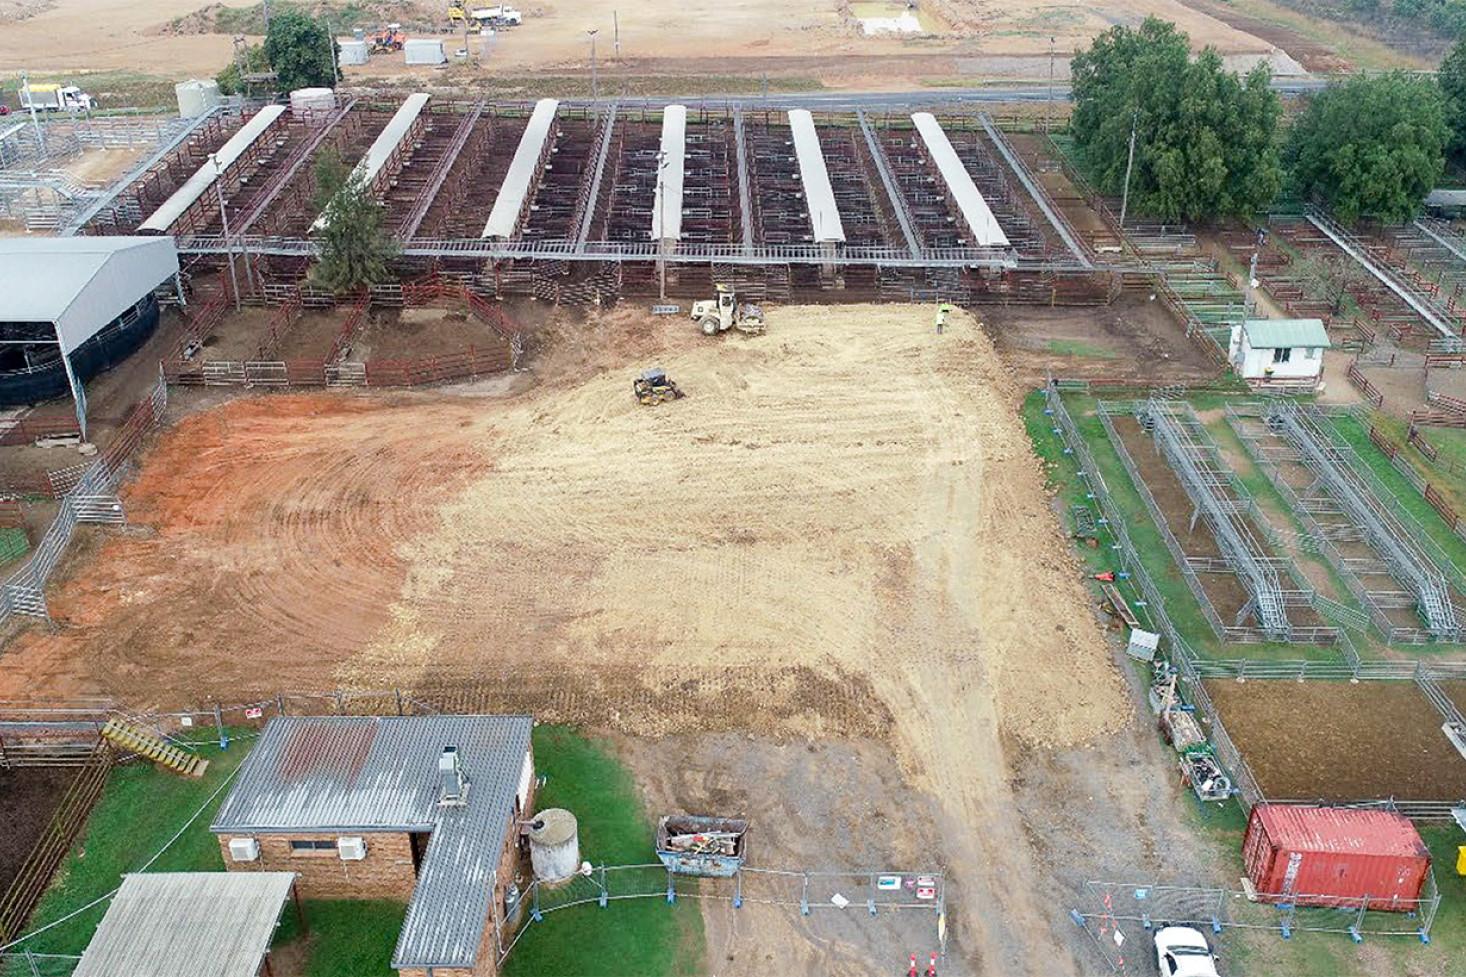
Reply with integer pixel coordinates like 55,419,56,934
502,726,704,977
269,899,406,977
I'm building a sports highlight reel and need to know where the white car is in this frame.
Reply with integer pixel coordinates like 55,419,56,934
1153,925,1220,977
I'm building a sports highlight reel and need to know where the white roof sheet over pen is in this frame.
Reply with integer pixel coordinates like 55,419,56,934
787,110,844,244
138,105,287,233
312,93,430,232
72,872,296,977
482,98,559,239
911,113,1009,248
651,104,686,241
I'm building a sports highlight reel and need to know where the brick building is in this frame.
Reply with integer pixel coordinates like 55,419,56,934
211,715,535,977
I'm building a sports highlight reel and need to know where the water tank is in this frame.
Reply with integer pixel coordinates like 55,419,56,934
528,808,580,882
290,87,338,116
338,39,369,66
175,79,221,119
404,38,447,66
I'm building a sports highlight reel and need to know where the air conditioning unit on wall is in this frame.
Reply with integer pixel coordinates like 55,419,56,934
338,836,367,861
228,838,259,862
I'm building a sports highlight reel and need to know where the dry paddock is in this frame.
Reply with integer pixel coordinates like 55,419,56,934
1204,678,1466,802
0,302,1143,975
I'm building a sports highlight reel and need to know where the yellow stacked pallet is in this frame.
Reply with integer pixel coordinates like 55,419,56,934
100,720,209,778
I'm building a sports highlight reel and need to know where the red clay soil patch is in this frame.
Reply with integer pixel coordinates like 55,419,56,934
1172,0,1353,72
1205,679,1466,801
0,766,75,889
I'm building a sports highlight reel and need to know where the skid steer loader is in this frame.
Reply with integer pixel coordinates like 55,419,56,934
690,284,764,336
634,368,684,406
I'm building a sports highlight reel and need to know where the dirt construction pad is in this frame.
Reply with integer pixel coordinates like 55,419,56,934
0,304,1130,973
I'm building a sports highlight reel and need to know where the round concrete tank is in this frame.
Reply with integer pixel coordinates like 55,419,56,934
528,808,580,883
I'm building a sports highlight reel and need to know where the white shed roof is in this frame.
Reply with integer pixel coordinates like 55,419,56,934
482,98,559,239
138,106,287,233
786,109,845,244
312,93,431,232
0,237,178,354
72,873,295,977
911,113,1009,248
651,104,686,242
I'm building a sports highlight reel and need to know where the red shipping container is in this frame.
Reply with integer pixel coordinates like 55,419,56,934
1242,805,1431,909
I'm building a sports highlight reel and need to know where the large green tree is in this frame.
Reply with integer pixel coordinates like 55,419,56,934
311,150,398,292
263,11,338,91
1439,37,1466,158
1288,72,1449,225
1070,17,1282,222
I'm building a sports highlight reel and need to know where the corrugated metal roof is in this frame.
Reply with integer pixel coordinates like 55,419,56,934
1252,805,1429,858
312,94,431,233
211,715,533,969
1242,318,1330,350
138,106,287,233
787,109,845,244
651,104,686,241
72,872,295,977
0,237,178,355
910,113,1009,248
482,98,559,239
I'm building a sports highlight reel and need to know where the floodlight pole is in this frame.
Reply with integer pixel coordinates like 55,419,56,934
212,154,242,311
1118,108,1138,229
587,30,599,103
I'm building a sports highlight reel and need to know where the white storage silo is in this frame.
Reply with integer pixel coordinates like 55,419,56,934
175,80,221,119
404,38,447,66
338,39,369,66
528,809,580,883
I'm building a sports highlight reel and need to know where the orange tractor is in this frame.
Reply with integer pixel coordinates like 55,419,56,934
370,25,407,53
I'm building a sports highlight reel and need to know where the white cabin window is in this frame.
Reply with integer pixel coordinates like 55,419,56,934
1272,347,1292,363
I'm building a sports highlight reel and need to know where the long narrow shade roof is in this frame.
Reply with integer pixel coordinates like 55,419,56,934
482,98,559,239
71,872,296,977
138,105,287,233
787,109,845,244
651,104,686,241
911,112,1009,248
312,93,431,232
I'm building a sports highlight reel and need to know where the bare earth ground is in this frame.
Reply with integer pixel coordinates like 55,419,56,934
2,0,1277,80
0,304,1155,974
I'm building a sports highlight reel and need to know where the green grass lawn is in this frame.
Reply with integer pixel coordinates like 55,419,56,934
13,733,252,957
267,899,406,977
1046,339,1118,359
503,726,704,977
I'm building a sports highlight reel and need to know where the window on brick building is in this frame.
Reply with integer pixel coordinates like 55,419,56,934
289,839,337,852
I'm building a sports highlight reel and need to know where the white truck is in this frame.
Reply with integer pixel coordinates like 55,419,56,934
471,5,523,27
19,84,95,112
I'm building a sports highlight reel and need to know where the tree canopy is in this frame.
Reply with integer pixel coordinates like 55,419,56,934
263,11,337,92
1438,37,1466,158
310,150,398,293
1069,17,1282,222
1288,72,1449,225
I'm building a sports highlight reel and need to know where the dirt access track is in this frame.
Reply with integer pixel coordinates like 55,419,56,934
0,303,1138,973
0,0,1279,81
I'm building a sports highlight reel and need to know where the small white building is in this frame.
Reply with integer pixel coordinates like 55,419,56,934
1229,318,1331,390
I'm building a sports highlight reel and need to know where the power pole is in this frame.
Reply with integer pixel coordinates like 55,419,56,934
1118,108,1138,228
262,0,271,31
613,10,620,60
1045,37,1055,134
326,17,339,86
20,70,46,157
587,29,599,102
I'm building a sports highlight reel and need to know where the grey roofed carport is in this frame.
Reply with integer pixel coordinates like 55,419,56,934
71,872,296,977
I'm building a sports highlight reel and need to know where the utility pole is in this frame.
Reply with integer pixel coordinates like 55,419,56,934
212,154,242,312
20,70,46,158
1045,37,1055,134
587,29,599,102
1118,108,1138,228
262,0,271,31
613,10,620,60
326,16,339,86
